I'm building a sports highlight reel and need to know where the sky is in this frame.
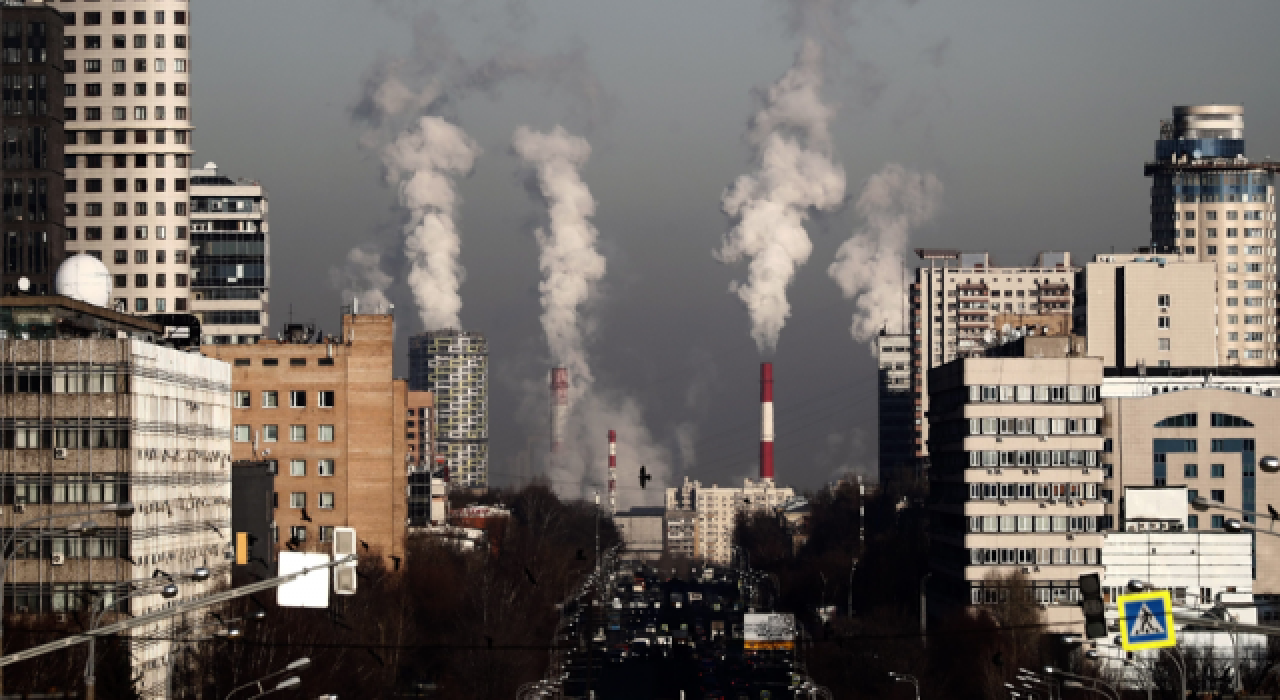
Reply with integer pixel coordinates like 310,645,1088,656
192,0,1280,501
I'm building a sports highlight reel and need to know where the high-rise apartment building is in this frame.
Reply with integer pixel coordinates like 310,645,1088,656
1146,104,1279,366
909,250,1077,471
0,294,230,698
925,343,1105,629
1,2,66,294
1074,254,1218,368
62,2,193,316
408,330,488,489
189,162,268,344
203,312,410,561
875,330,914,483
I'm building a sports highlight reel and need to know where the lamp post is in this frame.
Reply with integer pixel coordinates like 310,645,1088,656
168,613,254,700
86,578,180,700
225,657,311,700
889,672,920,700
919,572,932,649
1043,666,1120,700
0,503,135,697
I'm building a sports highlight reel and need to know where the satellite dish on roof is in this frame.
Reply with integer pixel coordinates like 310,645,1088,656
55,254,112,307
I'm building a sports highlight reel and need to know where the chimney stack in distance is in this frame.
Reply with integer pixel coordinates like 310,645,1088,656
608,430,617,516
550,368,569,461
760,362,774,482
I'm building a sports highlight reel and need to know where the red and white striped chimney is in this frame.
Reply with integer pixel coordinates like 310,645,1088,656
608,430,617,516
760,362,774,482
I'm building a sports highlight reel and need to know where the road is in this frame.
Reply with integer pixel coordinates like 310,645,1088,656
538,558,821,700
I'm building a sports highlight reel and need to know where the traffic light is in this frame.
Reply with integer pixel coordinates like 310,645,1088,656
1079,573,1106,639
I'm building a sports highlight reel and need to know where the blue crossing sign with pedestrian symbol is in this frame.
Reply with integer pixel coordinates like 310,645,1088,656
1117,590,1176,651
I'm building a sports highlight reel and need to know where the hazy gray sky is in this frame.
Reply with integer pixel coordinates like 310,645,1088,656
194,0,1280,497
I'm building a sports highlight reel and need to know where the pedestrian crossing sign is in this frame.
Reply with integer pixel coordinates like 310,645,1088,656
1118,590,1176,651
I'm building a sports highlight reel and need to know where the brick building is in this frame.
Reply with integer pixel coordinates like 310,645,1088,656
202,311,409,562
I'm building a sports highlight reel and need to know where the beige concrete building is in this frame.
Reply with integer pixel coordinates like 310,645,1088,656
62,1,194,316
909,250,1077,472
1075,254,1218,368
1099,373,1280,593
665,476,794,565
926,349,1105,628
1146,104,1280,366
0,296,230,698
202,311,410,562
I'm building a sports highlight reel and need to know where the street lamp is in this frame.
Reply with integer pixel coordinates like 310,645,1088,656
889,672,920,700
85,580,181,700
0,503,136,696
1043,666,1120,700
226,658,312,700
245,676,301,700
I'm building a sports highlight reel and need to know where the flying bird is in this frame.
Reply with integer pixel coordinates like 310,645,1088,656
301,508,313,523
391,555,402,571
524,567,539,586
639,465,652,489
360,540,370,552
1269,504,1279,522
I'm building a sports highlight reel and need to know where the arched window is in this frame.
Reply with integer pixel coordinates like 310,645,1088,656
1211,413,1254,427
1155,413,1198,427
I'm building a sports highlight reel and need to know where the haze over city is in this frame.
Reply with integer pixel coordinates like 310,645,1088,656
190,0,1280,496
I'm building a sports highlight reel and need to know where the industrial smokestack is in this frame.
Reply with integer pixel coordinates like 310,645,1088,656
760,362,774,482
550,368,569,458
608,430,617,516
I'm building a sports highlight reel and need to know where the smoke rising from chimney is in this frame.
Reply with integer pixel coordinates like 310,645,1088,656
512,126,670,505
513,126,606,393
828,163,942,345
330,247,393,311
383,116,481,329
335,3,612,325
715,39,847,354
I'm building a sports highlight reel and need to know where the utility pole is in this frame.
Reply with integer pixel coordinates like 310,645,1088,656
920,572,932,649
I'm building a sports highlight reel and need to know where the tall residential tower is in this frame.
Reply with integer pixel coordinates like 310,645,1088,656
1,1,66,294
1146,105,1280,366
62,1,193,316
408,330,489,489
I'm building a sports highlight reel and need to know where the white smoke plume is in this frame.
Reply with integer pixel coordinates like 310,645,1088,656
715,39,847,354
381,116,481,329
828,163,942,345
330,247,393,312
510,125,670,505
512,125,606,395
338,3,612,329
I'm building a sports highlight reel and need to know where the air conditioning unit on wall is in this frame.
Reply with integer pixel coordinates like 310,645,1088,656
51,553,65,565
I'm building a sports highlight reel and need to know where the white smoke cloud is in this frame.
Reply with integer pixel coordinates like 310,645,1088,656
382,116,481,329
715,39,848,354
828,163,942,346
511,125,670,506
330,247,394,312
512,125,606,394
339,4,613,330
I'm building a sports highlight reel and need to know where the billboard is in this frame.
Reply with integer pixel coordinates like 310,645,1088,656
277,552,331,608
744,613,796,651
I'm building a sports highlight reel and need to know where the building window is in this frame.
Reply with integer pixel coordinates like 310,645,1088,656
1188,515,1199,530
318,459,334,477
1157,316,1170,329
290,526,306,542
1211,515,1225,529
290,390,306,408
1158,338,1170,351
1211,464,1225,478
1211,489,1225,503
290,425,306,442
318,425,334,442
233,425,250,442
262,391,278,408
290,460,305,477
319,526,335,543
319,493,335,510
233,391,250,408
263,425,278,442
1184,464,1198,478
319,391,335,408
